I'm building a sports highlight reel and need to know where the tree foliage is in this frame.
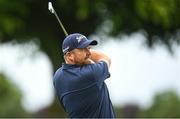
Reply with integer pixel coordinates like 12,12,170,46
1,1,180,117
0,73,30,117
0,0,180,69
113,91,180,118
139,91,180,117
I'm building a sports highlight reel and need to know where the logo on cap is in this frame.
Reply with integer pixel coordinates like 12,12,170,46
76,35,86,43
63,46,69,53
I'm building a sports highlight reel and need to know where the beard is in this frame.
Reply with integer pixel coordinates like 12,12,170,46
73,54,90,65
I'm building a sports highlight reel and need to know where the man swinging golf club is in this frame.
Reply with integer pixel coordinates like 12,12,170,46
53,33,115,118
48,2,115,118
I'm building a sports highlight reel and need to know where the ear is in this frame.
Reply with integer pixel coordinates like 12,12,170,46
66,52,74,62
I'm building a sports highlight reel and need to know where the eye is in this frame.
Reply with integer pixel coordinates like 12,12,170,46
87,46,91,50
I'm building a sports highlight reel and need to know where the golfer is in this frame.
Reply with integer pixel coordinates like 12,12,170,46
53,33,115,118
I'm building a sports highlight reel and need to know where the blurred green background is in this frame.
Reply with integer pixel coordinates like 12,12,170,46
0,0,180,117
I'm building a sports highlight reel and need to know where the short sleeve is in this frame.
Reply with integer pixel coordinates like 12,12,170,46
88,61,110,84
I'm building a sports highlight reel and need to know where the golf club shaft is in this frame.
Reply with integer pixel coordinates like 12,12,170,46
53,10,68,36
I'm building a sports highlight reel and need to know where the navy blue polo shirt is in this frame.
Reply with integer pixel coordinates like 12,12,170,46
53,61,115,118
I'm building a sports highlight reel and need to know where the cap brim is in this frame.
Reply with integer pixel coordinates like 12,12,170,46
78,40,98,48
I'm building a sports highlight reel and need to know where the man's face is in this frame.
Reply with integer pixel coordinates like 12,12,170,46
71,47,91,65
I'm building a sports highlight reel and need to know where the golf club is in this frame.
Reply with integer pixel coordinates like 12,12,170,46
48,2,68,36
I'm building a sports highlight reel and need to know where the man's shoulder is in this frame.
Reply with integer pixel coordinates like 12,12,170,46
55,66,63,73
53,67,63,79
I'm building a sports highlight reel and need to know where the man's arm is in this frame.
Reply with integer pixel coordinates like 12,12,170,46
89,49,111,68
83,58,95,64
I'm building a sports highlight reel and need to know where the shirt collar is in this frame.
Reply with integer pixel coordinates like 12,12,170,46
62,63,80,69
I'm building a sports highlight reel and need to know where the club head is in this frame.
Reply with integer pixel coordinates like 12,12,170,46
48,2,54,14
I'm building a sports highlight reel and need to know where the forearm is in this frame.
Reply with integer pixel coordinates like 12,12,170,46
89,49,111,67
83,58,95,64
